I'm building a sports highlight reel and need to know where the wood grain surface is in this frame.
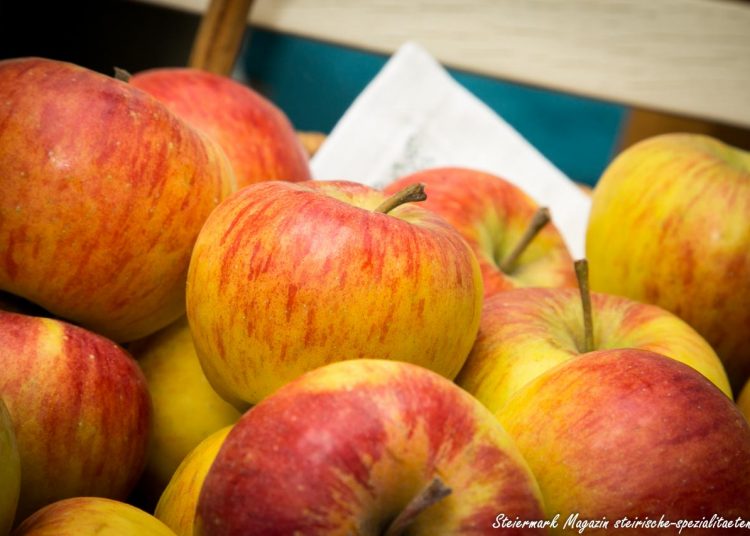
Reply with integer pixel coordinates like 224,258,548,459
137,0,750,128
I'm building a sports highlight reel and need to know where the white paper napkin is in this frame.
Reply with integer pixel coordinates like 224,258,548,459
310,41,591,258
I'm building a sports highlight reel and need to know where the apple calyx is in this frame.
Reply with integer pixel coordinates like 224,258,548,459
113,67,132,82
382,476,452,536
498,207,551,274
374,183,427,214
574,258,595,353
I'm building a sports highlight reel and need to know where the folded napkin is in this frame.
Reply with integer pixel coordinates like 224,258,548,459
311,41,590,258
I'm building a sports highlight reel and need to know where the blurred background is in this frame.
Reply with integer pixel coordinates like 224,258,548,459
1,0,748,187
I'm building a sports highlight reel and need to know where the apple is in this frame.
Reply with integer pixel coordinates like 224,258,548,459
297,130,327,158
196,359,546,535
586,133,750,392
385,167,576,296
131,68,311,189
12,497,176,536
497,348,750,529
0,57,235,343
0,397,20,536
456,286,732,415
187,180,483,407
155,426,232,536
128,317,241,507
0,310,152,522
738,379,750,422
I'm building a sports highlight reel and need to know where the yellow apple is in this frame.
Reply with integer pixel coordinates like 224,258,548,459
586,133,750,393
0,397,20,535
187,180,483,407
129,318,240,504
155,426,232,536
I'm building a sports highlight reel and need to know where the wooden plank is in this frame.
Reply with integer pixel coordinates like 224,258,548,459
136,0,750,128
188,0,255,75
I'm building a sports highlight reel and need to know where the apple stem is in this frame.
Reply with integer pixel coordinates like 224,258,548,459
113,67,132,82
575,258,594,353
382,477,452,536
374,183,427,214
499,207,551,274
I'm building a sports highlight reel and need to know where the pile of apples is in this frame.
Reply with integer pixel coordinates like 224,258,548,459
0,56,749,536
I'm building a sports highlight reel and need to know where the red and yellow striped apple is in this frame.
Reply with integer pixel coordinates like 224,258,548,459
13,497,176,536
457,287,731,413
129,318,240,507
0,397,20,536
131,68,311,189
386,167,575,296
0,57,235,342
498,349,750,532
155,426,232,536
586,133,750,393
0,311,152,522
187,180,483,407
196,359,546,535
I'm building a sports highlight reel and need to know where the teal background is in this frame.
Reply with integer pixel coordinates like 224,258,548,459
241,30,628,186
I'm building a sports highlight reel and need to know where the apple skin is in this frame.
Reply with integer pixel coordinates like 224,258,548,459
187,180,483,407
128,317,241,506
0,57,235,343
498,349,750,532
12,497,176,536
155,426,232,536
0,310,152,523
196,359,546,536
131,68,311,189
586,133,750,393
0,397,20,536
457,287,732,414
385,167,576,296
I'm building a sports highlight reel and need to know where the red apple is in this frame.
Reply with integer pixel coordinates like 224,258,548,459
586,133,750,392
498,349,750,530
131,68,311,189
196,359,546,535
457,286,732,414
385,167,576,296
0,310,152,522
187,180,483,407
0,57,235,342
